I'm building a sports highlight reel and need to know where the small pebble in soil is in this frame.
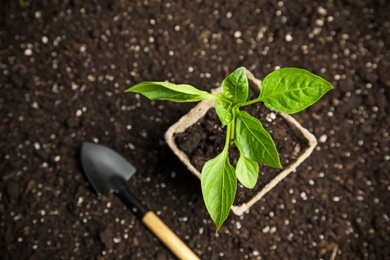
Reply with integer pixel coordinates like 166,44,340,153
235,221,241,229
270,226,277,233
34,142,41,150
266,112,276,122
285,33,293,42
76,109,83,117
315,19,324,27
31,102,39,109
24,48,33,56
319,134,327,143
318,6,327,15
34,11,42,19
262,226,270,233
41,36,48,44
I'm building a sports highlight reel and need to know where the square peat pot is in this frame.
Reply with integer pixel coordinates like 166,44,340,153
164,70,317,216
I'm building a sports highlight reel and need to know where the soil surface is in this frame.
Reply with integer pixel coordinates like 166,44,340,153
1,0,389,259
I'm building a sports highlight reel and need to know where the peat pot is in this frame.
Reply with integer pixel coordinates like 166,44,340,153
165,70,317,216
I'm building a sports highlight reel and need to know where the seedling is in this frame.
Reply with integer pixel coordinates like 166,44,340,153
126,67,333,230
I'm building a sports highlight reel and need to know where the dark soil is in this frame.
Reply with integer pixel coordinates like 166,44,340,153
1,0,389,259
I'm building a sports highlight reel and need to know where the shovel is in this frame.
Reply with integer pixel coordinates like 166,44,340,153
80,142,200,260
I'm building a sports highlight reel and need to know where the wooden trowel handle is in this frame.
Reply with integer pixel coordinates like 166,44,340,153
142,211,200,260
117,187,200,260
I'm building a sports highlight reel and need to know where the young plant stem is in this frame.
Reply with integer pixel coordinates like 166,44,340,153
225,122,233,149
242,96,262,107
229,119,235,145
229,107,241,145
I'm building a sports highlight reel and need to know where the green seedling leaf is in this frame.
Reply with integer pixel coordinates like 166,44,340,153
215,93,234,125
201,148,236,231
222,67,249,104
236,155,259,189
236,111,282,169
126,81,212,102
259,68,334,114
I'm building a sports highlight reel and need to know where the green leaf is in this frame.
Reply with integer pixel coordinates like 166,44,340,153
215,93,234,125
259,68,334,114
236,155,259,189
201,149,236,231
222,67,249,104
125,81,212,102
236,111,282,168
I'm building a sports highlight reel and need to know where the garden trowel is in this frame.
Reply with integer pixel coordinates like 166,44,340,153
80,142,199,260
